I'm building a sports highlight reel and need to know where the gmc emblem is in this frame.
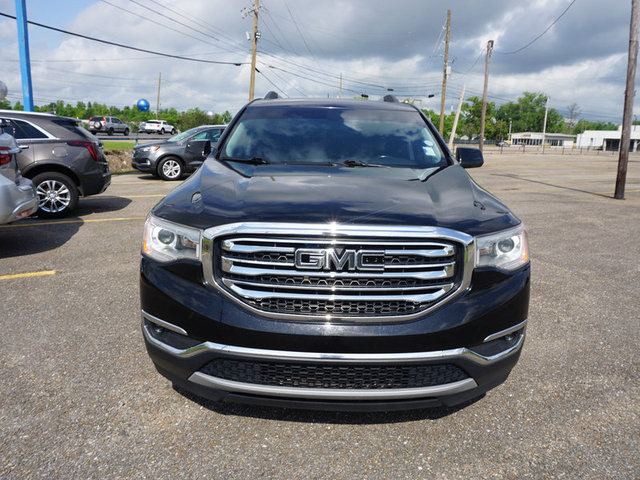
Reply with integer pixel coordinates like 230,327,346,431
294,248,385,272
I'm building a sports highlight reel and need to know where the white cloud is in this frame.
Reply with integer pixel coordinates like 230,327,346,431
0,0,636,122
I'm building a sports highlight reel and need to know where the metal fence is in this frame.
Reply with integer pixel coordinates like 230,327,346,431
453,144,636,156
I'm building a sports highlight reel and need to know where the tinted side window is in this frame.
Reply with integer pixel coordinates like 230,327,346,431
206,129,222,142
51,119,88,138
9,119,49,139
192,131,209,140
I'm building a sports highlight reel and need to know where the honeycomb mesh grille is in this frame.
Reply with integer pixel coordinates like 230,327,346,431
201,359,469,390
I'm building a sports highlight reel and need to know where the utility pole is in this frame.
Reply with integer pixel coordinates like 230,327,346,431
541,96,549,152
156,72,161,119
248,0,259,100
479,39,494,152
448,84,466,151
15,0,34,111
339,73,342,99
438,10,451,135
615,0,639,199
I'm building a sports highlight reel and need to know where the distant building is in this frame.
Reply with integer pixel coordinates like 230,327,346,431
576,125,640,151
510,132,575,147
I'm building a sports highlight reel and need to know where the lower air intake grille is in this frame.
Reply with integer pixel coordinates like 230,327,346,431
200,359,469,390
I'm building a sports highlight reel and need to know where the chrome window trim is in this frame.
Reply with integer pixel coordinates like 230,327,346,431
188,372,478,400
0,117,57,140
201,222,475,323
142,318,524,366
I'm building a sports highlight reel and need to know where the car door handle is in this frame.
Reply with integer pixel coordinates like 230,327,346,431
17,144,30,149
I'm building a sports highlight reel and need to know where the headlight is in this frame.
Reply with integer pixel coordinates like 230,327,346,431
142,215,201,262
140,146,159,153
475,224,528,271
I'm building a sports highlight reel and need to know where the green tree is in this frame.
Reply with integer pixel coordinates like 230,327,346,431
459,96,497,140
496,92,563,134
421,109,455,140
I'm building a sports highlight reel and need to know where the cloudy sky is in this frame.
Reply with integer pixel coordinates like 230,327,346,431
0,0,636,123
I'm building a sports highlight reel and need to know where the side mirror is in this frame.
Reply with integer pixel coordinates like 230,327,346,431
456,147,484,168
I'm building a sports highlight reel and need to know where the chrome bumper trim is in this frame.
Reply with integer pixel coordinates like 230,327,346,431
141,316,525,366
142,310,188,336
188,372,478,400
483,319,528,343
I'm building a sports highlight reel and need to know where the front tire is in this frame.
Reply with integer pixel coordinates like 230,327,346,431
158,157,183,181
123,128,130,136
33,172,78,218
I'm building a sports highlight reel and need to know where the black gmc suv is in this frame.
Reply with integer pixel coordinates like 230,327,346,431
140,95,530,411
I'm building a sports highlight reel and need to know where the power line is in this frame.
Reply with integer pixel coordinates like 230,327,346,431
98,0,221,49
0,12,247,66
145,0,250,53
282,0,316,59
496,0,578,55
255,68,288,97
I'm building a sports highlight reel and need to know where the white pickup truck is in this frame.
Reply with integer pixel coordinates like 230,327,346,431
139,120,176,135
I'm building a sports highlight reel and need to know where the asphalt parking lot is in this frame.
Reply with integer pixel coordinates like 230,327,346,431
1,153,638,479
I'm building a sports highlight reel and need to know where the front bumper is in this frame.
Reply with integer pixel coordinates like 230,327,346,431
132,159,153,173
140,258,530,410
142,312,526,410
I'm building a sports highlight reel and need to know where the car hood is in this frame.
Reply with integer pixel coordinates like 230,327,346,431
153,160,520,236
133,140,178,150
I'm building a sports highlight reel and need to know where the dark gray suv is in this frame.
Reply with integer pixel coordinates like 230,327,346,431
0,110,111,218
132,125,225,180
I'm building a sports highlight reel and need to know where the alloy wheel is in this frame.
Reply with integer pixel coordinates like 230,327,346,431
36,179,71,213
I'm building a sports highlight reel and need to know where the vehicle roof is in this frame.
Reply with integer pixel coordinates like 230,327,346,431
247,98,420,112
0,109,79,123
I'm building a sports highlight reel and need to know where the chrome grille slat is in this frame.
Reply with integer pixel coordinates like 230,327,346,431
222,237,455,249
201,223,475,322
222,255,294,267
222,263,455,280
222,277,454,293
226,283,453,303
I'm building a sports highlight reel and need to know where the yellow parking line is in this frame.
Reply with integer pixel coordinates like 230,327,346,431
0,216,146,228
0,270,56,280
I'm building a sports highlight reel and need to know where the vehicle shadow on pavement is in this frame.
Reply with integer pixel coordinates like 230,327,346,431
0,197,131,259
72,196,132,216
0,219,83,259
132,174,184,182
173,385,483,424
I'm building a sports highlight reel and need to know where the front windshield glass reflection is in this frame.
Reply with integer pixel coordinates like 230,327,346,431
221,106,447,168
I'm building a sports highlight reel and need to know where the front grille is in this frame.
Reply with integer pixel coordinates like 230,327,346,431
212,230,466,320
200,359,468,389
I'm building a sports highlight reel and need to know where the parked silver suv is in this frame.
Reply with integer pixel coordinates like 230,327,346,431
0,128,38,224
88,115,130,136
0,110,111,218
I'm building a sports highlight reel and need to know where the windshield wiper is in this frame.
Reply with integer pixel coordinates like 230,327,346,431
342,159,387,168
220,156,270,165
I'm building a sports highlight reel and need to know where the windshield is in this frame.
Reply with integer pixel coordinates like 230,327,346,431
220,105,447,168
166,127,202,143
